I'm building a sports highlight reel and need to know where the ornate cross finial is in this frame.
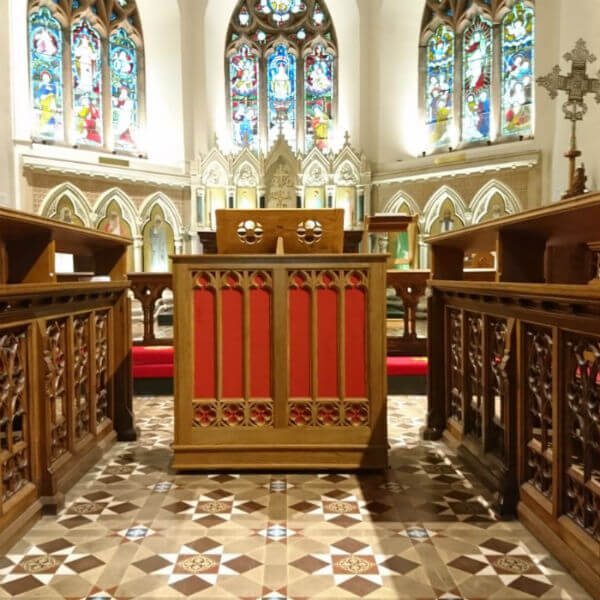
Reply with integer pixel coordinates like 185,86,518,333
537,39,600,199
344,130,351,146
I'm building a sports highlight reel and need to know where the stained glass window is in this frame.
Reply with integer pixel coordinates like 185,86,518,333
72,19,103,146
305,44,334,152
426,25,454,148
230,45,260,151
502,1,535,136
29,7,63,141
462,15,492,142
226,0,337,154
110,28,138,150
267,44,296,149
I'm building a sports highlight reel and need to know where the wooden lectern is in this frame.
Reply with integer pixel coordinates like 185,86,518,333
172,209,388,470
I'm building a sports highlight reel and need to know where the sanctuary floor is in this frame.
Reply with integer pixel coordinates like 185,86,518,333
0,397,590,600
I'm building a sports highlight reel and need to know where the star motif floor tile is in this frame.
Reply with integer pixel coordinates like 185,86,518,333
0,396,591,599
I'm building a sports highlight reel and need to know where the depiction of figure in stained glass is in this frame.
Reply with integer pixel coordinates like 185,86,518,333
72,20,103,145
426,25,454,147
463,16,492,142
230,45,259,151
268,45,296,148
502,2,534,136
110,29,138,150
305,45,333,152
29,8,63,140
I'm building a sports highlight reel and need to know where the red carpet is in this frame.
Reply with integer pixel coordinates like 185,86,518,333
386,356,428,376
133,346,174,379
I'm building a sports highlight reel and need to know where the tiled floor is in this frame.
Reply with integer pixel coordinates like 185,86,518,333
0,397,591,599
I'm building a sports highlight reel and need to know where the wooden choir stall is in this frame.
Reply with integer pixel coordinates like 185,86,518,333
425,192,600,596
0,207,134,551
173,209,388,471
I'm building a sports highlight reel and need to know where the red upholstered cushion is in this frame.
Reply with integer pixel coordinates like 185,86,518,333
133,363,174,379
133,346,174,366
387,356,428,377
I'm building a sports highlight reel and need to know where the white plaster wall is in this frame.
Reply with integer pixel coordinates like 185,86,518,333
0,0,14,207
548,0,600,202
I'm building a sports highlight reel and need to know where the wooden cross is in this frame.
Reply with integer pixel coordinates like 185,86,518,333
537,39,600,198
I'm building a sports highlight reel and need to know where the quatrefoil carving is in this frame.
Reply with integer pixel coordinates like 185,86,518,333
296,219,323,245
237,220,264,245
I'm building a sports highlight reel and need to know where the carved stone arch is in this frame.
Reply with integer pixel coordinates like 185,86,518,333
382,191,420,216
39,182,92,227
202,161,229,187
233,159,260,187
303,158,329,186
471,179,523,224
94,188,140,236
423,185,467,234
334,159,359,186
266,134,299,173
139,193,184,242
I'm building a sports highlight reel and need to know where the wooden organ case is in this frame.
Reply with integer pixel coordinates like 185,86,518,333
0,207,134,551
172,209,388,470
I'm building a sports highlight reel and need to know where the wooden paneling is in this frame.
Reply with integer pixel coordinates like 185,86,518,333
172,254,388,471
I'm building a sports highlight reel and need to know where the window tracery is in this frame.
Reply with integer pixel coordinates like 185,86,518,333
226,0,337,155
28,0,144,154
421,0,535,152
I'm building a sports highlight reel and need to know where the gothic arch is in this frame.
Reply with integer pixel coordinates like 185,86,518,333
140,193,184,242
382,191,420,216
39,182,92,226
470,179,523,224
94,188,140,236
423,185,467,234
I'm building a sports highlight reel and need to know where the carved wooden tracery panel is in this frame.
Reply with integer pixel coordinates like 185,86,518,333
288,269,369,428
73,315,91,441
524,325,553,498
488,317,513,460
447,308,463,423
192,270,274,428
564,335,600,539
466,313,484,441
0,328,31,503
95,312,110,426
43,320,68,462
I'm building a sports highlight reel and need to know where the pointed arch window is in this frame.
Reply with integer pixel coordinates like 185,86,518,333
420,0,535,153
28,0,145,155
226,0,338,154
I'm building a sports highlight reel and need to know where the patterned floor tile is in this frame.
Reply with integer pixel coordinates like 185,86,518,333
0,396,591,599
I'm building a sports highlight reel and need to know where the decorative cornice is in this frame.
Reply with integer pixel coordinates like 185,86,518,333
20,152,190,190
372,150,540,186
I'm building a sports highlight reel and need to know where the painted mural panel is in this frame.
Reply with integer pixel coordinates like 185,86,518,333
143,205,174,273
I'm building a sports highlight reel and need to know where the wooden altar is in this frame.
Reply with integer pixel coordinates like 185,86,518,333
0,207,133,552
173,209,388,470
425,192,600,596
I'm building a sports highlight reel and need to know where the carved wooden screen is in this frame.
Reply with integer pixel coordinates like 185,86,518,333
466,312,484,443
95,311,111,426
564,334,600,540
0,328,32,504
524,324,553,499
44,319,69,463
446,308,463,425
73,314,92,442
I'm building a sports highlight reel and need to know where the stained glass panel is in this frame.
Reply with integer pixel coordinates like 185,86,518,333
257,0,306,25
110,28,138,150
426,25,454,148
29,7,63,141
267,44,296,149
502,2,534,136
72,19,103,146
462,15,492,142
230,44,260,151
304,44,333,152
